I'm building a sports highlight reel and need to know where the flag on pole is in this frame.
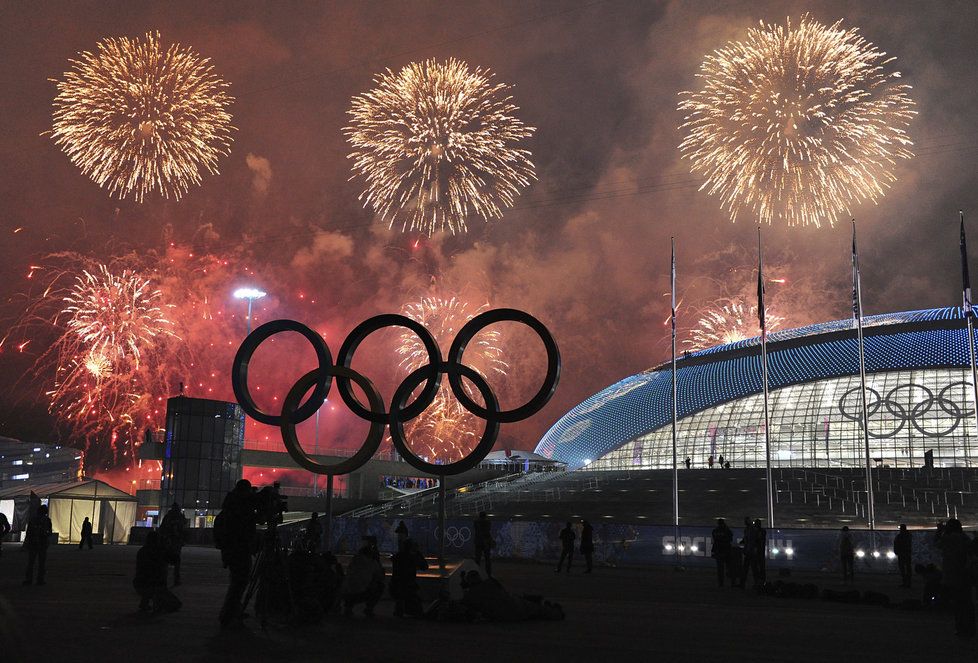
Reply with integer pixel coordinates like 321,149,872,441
962,212,972,317
851,221,861,321
757,229,766,331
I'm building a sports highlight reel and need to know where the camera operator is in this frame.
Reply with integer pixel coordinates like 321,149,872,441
217,479,258,629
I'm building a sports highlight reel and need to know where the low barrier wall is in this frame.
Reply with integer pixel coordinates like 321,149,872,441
327,517,945,574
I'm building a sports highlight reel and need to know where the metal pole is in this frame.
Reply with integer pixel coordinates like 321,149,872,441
853,223,876,530
671,238,680,563
438,479,447,576
759,231,774,528
967,314,978,466
325,474,333,551
761,319,774,527
246,297,253,336
312,409,320,494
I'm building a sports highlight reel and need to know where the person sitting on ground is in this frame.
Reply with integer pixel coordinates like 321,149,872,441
319,552,345,614
916,563,945,610
134,531,180,613
160,503,186,586
390,538,428,617
341,536,385,618
461,571,564,622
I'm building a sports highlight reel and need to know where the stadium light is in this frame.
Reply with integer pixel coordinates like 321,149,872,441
233,287,266,336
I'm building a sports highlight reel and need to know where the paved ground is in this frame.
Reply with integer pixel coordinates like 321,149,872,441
0,543,972,662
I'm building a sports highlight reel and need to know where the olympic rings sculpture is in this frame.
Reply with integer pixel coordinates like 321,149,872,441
838,381,974,439
231,308,560,476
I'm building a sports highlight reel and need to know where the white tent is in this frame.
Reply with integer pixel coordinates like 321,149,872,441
0,479,138,544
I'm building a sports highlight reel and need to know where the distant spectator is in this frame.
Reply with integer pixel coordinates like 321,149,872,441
556,522,576,574
840,526,855,583
134,531,180,613
711,518,733,587
395,520,409,549
718,454,725,467
741,517,756,585
23,504,52,586
684,457,692,469
391,538,428,617
724,461,731,469
160,503,187,586
79,517,93,550
342,536,385,618
935,519,976,637
473,512,494,577
580,520,594,574
894,524,912,588
305,512,323,553
0,512,10,558
708,455,715,469
752,519,767,583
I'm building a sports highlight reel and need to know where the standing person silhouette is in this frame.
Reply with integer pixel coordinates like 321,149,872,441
894,524,912,588
473,512,494,577
711,519,733,587
935,518,976,637
0,511,11,558
580,520,594,574
741,517,756,586
79,517,93,550
23,505,52,586
684,457,692,469
840,526,855,583
556,522,576,574
216,480,257,629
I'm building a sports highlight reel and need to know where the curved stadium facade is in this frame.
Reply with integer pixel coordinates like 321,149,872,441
535,308,978,472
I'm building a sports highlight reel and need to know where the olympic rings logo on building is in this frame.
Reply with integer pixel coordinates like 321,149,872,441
440,526,472,548
231,308,560,476
838,381,974,439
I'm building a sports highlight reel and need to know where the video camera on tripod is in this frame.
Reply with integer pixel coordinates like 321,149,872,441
253,483,288,527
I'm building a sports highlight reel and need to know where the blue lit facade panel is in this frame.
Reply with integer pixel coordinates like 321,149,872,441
536,308,974,469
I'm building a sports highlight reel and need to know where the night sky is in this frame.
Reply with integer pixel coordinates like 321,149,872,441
2,1,978,464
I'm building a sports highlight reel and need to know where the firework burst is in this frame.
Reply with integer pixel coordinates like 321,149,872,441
396,294,507,461
4,255,192,467
345,58,536,236
679,15,915,227
684,299,785,352
50,31,234,202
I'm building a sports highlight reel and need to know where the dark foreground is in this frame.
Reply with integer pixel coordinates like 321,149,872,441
0,543,971,662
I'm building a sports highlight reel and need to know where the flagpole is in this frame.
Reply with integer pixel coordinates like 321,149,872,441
671,237,680,564
960,211,978,466
852,221,876,531
758,228,774,528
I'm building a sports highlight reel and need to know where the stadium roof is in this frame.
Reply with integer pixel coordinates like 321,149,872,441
535,307,972,469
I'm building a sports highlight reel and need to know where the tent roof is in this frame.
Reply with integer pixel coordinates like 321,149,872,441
0,479,136,501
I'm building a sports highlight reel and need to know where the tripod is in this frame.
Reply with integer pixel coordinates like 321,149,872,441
240,521,295,629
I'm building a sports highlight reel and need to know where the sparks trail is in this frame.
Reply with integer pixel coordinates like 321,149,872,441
346,58,535,236
679,15,915,228
50,31,234,202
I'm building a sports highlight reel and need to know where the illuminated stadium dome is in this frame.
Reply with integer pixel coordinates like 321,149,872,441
536,308,978,471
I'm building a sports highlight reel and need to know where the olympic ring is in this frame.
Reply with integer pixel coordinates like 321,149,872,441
230,309,560,476
838,381,974,439
281,367,385,476
232,319,332,426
